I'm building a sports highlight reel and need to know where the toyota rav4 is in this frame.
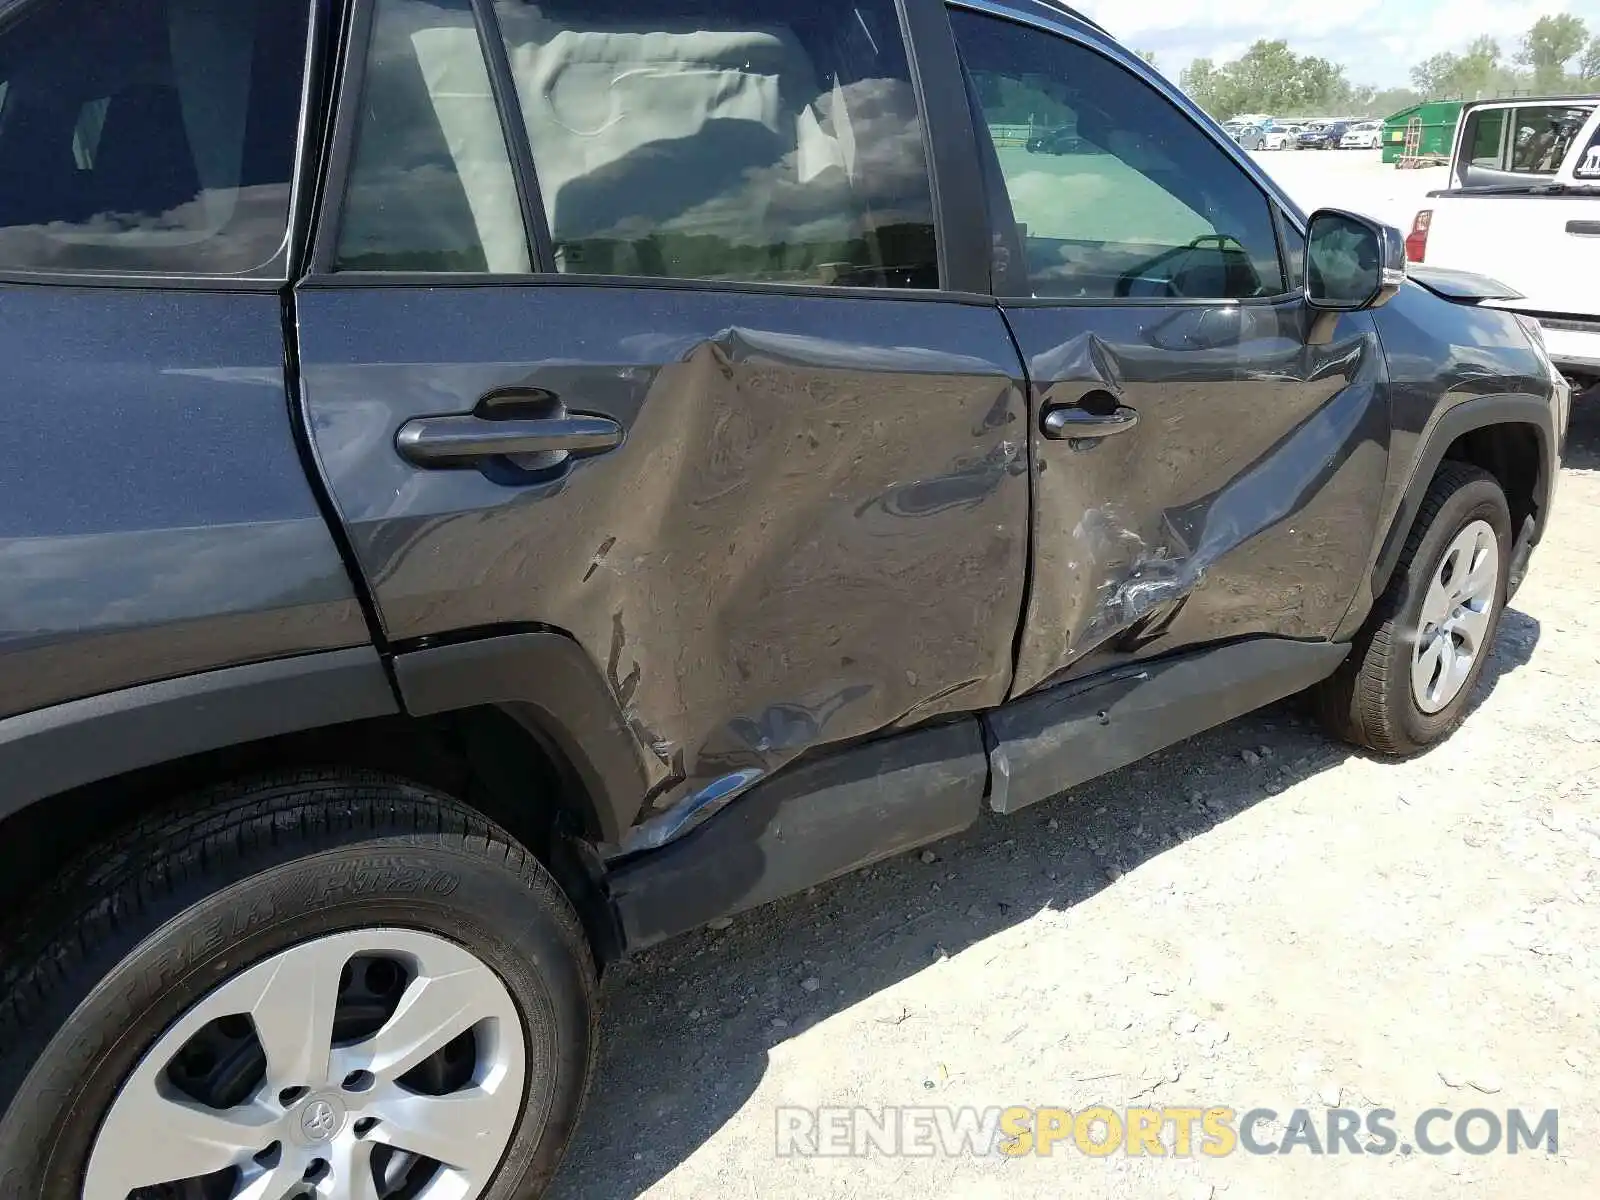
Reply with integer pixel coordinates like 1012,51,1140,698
0,0,1569,1196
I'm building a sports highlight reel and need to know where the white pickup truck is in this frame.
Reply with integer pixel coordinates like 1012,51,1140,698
1406,97,1600,390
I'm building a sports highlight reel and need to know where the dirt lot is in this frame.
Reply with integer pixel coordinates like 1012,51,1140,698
1248,147,1445,229
550,153,1599,1200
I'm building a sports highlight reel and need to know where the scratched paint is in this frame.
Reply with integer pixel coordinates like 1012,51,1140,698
1004,301,1391,695
296,285,1031,834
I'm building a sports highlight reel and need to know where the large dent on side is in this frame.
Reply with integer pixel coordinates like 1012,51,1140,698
596,328,1026,849
298,288,1031,844
1010,305,1390,696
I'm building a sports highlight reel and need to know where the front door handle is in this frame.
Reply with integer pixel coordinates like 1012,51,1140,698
396,414,623,467
1041,403,1139,440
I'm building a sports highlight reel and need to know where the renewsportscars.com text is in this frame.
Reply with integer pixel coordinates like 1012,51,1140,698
776,1105,1559,1158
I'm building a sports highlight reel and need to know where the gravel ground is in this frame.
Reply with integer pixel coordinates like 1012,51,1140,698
549,158,1599,1200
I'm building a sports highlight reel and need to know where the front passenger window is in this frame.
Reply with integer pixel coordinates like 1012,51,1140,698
952,10,1286,301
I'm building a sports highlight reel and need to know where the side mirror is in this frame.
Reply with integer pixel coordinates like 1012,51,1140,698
1305,208,1406,311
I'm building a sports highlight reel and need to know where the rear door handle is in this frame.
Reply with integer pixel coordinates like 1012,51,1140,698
395,414,623,467
1566,220,1600,237
1041,403,1139,440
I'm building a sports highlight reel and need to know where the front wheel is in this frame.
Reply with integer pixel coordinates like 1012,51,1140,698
0,771,598,1200
1315,463,1512,755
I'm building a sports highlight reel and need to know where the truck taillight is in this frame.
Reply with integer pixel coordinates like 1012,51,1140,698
1405,210,1431,263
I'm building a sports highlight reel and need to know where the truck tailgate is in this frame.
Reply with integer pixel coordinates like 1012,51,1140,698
1426,194,1600,317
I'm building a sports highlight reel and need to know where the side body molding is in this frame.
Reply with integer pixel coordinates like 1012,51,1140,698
391,631,653,845
0,648,398,824
984,638,1350,815
1370,392,1559,601
607,719,987,950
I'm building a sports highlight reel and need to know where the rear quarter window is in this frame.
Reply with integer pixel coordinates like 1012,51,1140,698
0,0,310,276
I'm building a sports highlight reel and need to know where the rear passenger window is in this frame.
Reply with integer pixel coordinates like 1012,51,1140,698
0,0,309,276
493,0,938,287
336,0,531,272
1508,106,1590,175
1464,108,1507,168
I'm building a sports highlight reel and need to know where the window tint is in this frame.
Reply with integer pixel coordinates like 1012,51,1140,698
1464,108,1506,168
1508,105,1591,174
1577,124,1600,181
1279,212,1306,291
0,0,308,275
952,11,1286,301
493,0,938,288
336,0,530,272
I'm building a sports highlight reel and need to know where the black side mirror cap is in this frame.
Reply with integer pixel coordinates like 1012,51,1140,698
1304,208,1407,312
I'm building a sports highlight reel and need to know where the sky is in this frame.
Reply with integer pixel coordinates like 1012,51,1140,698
1073,0,1600,89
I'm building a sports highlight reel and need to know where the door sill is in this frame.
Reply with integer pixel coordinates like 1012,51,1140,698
606,719,987,951
984,638,1349,815
604,638,1348,952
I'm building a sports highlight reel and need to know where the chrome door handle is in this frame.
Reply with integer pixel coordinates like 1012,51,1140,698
1041,403,1139,440
395,414,623,467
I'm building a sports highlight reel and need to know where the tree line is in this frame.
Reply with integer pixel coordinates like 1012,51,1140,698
1178,13,1600,122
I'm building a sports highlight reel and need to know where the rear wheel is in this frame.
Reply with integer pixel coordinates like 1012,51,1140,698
0,771,597,1200
1316,463,1511,755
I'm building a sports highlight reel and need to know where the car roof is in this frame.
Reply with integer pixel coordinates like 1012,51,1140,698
1464,94,1600,112
1001,0,1108,32
978,0,1118,46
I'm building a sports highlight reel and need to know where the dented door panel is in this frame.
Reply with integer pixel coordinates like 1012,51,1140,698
295,284,1028,838
1005,301,1391,696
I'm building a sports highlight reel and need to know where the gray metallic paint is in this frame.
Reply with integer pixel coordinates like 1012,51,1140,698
1359,282,1562,617
1371,280,1554,500
0,287,368,719
0,0,1565,891
294,284,1030,835
1003,301,1392,695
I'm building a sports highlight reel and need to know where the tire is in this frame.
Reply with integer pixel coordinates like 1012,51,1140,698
0,770,597,1200
1316,463,1512,755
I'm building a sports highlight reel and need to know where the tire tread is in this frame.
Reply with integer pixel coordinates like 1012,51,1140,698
1317,461,1504,754
0,770,597,1142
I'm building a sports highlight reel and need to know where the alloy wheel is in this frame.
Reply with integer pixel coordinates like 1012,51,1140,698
85,929,527,1200
1411,518,1499,714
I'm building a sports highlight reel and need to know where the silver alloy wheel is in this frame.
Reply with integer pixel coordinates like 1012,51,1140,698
83,929,526,1200
1412,518,1499,714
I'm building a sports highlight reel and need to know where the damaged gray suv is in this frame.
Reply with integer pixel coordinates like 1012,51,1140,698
0,0,1568,1195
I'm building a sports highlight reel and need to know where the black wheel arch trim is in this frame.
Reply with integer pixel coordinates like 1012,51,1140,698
0,647,399,826
391,630,652,845
1371,392,1558,600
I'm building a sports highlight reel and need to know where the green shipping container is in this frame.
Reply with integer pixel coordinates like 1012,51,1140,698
1381,100,1463,164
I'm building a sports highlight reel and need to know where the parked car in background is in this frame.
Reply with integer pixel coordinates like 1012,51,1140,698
1408,97,1600,391
1341,120,1384,149
1027,126,1084,154
1224,119,1267,149
0,0,1569,1195
1300,120,1351,149
1263,123,1304,149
